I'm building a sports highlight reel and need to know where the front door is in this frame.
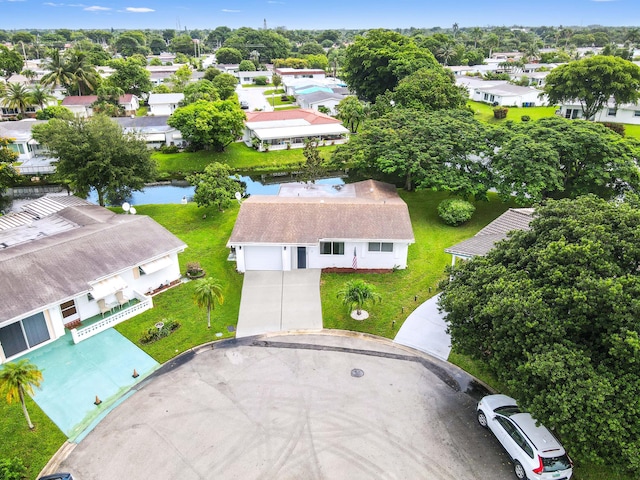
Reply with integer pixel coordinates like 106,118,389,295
297,247,306,269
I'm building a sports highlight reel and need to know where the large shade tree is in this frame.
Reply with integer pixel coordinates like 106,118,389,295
0,45,24,81
186,162,244,211
342,29,439,102
167,99,245,152
0,359,43,430
106,58,153,98
0,137,19,210
391,67,468,111
439,195,640,472
543,55,640,120
32,115,156,206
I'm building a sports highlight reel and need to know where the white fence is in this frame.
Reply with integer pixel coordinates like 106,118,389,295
70,293,153,344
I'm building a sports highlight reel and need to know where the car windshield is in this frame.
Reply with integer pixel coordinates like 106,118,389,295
543,454,572,472
494,405,521,417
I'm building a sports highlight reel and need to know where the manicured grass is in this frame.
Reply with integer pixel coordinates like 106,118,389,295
152,141,336,176
0,398,66,480
263,88,285,95
114,202,244,364
467,100,558,124
136,106,148,117
624,123,640,140
322,191,513,337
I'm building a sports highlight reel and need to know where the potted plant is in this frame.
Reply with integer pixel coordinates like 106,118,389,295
185,261,205,279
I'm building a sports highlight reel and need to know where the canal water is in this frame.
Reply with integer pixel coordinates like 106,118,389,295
85,174,345,206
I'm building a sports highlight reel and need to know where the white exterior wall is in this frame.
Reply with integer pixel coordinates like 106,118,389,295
65,104,92,117
559,104,640,124
305,98,341,115
473,89,542,107
149,103,179,116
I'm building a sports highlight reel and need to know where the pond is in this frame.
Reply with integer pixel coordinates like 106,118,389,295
86,174,346,206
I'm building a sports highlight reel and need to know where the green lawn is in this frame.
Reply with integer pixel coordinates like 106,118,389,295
467,100,558,124
152,141,337,177
0,398,66,480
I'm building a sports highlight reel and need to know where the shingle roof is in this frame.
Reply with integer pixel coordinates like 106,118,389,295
244,109,341,125
114,115,172,128
228,180,414,245
445,208,534,258
0,199,186,323
61,94,135,106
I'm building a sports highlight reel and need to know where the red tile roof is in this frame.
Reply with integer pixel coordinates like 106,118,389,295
244,109,341,125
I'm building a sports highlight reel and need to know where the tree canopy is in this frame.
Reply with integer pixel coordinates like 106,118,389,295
491,117,640,204
439,195,640,472
342,29,438,102
167,99,245,152
186,162,244,211
0,45,24,81
32,115,156,206
543,55,640,120
391,67,468,111
0,137,19,211
106,58,153,97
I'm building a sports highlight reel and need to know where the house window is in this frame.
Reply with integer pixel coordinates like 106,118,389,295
0,312,50,359
320,241,344,255
607,108,617,117
634,111,640,117
368,242,393,252
8,143,25,154
483,93,489,101
60,300,77,319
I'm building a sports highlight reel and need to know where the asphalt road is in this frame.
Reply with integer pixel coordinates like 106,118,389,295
60,334,516,480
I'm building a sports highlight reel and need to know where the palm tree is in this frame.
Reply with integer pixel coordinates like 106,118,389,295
0,359,43,430
66,50,99,96
20,69,37,82
40,49,73,90
1,82,32,114
28,84,55,110
193,278,224,329
337,279,381,316
437,44,457,66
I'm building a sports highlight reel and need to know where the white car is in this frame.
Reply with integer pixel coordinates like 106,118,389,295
477,394,573,480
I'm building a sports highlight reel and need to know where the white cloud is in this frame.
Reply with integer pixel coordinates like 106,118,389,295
84,5,110,11
221,9,241,13
126,6,154,12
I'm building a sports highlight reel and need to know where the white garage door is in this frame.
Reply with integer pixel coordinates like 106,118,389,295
244,246,283,271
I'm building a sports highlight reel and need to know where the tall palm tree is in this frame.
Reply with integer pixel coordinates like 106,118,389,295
337,279,381,316
40,49,73,90
66,50,99,96
1,82,32,114
28,84,56,109
437,44,457,66
0,359,43,430
193,278,224,329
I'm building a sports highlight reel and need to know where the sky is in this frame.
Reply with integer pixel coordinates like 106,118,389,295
0,0,639,31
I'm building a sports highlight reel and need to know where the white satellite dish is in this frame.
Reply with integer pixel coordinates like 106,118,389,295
234,192,242,201
122,202,130,212
129,207,137,215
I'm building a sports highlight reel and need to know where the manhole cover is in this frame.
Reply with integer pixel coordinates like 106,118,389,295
351,368,364,378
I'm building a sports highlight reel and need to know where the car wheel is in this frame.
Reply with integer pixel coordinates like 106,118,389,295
477,410,488,428
513,461,527,480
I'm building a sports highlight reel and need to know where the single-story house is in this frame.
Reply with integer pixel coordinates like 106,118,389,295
0,119,47,161
445,208,534,265
296,91,347,114
471,84,545,107
114,115,183,148
283,77,348,96
275,68,326,80
61,94,140,117
243,109,349,151
455,78,508,99
0,195,186,363
227,180,415,272
235,70,273,84
558,101,640,125
148,93,184,116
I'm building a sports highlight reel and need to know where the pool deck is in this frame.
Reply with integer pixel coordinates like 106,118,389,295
18,328,159,440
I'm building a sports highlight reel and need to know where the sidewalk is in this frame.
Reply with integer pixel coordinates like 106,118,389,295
393,293,452,361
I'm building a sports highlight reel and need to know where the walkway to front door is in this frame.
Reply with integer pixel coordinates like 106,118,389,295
236,269,323,338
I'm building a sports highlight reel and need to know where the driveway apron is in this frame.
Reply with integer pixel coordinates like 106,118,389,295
236,269,323,337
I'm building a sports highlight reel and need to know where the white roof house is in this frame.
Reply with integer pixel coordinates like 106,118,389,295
148,93,184,116
0,195,186,363
471,84,546,107
558,100,640,125
228,180,414,272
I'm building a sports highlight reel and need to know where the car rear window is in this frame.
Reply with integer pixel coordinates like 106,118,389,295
543,454,572,472
495,405,521,416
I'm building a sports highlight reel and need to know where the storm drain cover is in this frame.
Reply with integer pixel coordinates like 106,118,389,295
351,368,364,378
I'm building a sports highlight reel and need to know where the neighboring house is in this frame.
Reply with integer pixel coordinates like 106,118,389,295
0,119,55,175
275,68,326,80
455,77,508,99
235,70,273,84
243,109,349,151
296,91,347,114
283,77,348,96
471,84,545,107
0,195,186,363
148,93,184,116
512,71,549,87
61,94,140,117
558,101,640,124
114,115,183,148
227,180,415,272
445,208,534,266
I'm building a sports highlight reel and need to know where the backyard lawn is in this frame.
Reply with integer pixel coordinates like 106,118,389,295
152,141,336,177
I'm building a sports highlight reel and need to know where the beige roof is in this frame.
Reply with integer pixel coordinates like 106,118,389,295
0,201,186,323
228,180,414,245
445,208,534,258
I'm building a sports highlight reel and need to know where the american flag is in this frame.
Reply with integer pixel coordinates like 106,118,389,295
352,247,358,269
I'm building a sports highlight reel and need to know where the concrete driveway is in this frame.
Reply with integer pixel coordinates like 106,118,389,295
58,334,514,480
236,85,273,112
236,269,323,338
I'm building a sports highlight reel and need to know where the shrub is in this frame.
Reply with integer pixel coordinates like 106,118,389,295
159,144,180,154
520,115,531,122
602,122,625,136
253,76,268,85
35,105,73,120
438,199,476,226
140,319,181,344
0,457,27,480
493,106,508,119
